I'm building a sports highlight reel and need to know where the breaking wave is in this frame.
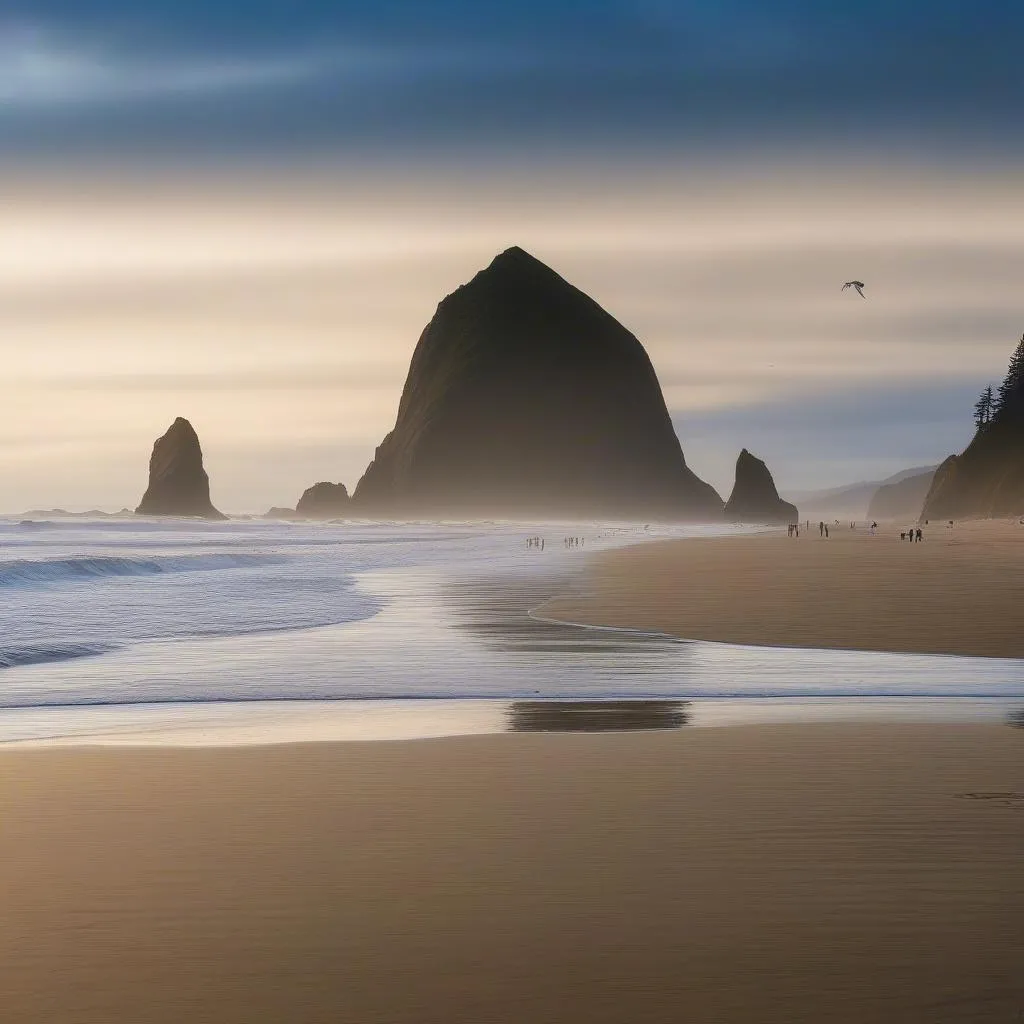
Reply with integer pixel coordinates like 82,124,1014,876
0,642,116,669
0,553,287,588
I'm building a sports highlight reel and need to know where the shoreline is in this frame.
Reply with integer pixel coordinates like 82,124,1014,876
531,602,1024,663
539,518,1024,659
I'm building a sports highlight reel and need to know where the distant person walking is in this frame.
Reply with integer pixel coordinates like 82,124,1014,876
915,528,922,542
824,524,829,538
819,521,825,537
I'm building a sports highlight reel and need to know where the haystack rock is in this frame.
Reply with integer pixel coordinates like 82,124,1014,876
922,338,1024,519
295,482,350,519
724,449,798,524
352,246,722,519
135,417,226,520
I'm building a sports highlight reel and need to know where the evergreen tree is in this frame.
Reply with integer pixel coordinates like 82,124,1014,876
984,384,995,424
994,334,1024,418
974,385,995,430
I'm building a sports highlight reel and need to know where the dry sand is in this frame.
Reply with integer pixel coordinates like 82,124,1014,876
1,724,1022,1023
541,518,1024,658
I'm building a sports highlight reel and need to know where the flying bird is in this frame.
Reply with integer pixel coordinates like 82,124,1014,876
842,280,866,298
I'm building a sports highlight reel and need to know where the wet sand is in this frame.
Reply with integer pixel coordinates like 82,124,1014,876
1,723,1022,1023
541,518,1024,658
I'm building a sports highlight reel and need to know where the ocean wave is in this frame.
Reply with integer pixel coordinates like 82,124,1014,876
0,553,287,588
0,642,116,669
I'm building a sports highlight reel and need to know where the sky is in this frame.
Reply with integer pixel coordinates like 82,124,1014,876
1,1,1022,511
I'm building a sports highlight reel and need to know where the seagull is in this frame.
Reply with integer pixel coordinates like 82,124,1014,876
842,280,866,298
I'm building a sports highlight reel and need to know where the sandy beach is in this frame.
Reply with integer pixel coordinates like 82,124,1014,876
0,724,1021,1023
541,518,1024,658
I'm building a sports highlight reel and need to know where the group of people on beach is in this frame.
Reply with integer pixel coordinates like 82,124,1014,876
526,535,586,551
785,519,925,542
787,519,841,538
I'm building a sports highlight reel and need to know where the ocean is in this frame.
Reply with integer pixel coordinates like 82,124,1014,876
1,517,1021,744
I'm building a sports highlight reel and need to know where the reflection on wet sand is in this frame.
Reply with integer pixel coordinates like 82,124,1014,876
445,573,688,658
508,699,690,732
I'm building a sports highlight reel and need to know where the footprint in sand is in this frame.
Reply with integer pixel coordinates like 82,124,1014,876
955,792,1024,809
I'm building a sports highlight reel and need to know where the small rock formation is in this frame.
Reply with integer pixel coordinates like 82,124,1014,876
724,449,798,524
135,417,226,520
21,508,135,519
352,246,722,519
867,469,936,521
295,482,350,519
263,507,299,520
922,336,1024,519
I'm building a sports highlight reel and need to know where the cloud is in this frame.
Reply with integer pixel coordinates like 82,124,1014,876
0,166,1020,509
2,2,1023,162
0,26,391,108
28,367,404,393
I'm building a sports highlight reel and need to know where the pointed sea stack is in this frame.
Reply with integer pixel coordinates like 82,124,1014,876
295,482,350,519
135,418,226,520
352,247,722,519
724,449,798,524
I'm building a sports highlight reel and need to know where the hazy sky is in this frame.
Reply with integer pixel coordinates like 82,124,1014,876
1,2,1022,511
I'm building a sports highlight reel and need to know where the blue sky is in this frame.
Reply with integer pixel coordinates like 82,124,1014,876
2,1,1023,163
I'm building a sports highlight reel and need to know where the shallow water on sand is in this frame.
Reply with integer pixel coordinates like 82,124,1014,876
1,517,1021,745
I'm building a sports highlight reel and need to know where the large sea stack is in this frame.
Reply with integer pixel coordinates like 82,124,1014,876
135,417,226,520
352,246,722,519
295,482,350,519
921,337,1024,520
724,449,798,524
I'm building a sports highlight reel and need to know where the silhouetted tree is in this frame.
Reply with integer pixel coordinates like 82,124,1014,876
993,334,1024,419
973,384,995,430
